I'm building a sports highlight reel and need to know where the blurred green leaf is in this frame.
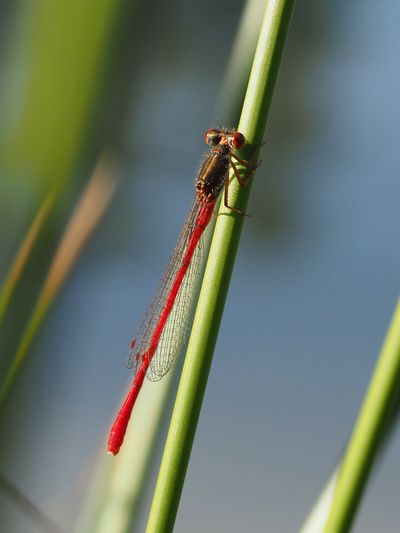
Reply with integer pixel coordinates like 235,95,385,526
0,0,123,191
324,298,400,533
0,156,117,407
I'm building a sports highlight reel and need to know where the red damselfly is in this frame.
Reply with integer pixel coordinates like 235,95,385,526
108,128,254,455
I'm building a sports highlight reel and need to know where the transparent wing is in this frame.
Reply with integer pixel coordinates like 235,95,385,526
147,233,202,381
127,198,205,381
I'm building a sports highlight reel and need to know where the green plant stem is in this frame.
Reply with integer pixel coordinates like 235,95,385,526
146,2,294,532
324,298,400,533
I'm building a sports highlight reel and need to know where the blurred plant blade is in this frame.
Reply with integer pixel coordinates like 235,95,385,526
0,471,65,533
300,300,400,533
0,0,127,378
0,191,55,323
74,373,175,533
0,156,118,407
0,0,124,193
300,470,338,533
217,0,268,123
322,298,400,532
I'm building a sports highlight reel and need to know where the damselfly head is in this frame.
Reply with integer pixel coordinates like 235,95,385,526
204,128,246,151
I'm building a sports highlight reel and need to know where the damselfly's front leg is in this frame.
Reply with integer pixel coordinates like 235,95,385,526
222,153,259,215
230,153,260,187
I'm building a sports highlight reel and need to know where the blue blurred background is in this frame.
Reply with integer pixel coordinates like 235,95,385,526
1,1,400,532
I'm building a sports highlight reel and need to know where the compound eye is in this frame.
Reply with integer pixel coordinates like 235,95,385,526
204,129,222,147
232,132,245,150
